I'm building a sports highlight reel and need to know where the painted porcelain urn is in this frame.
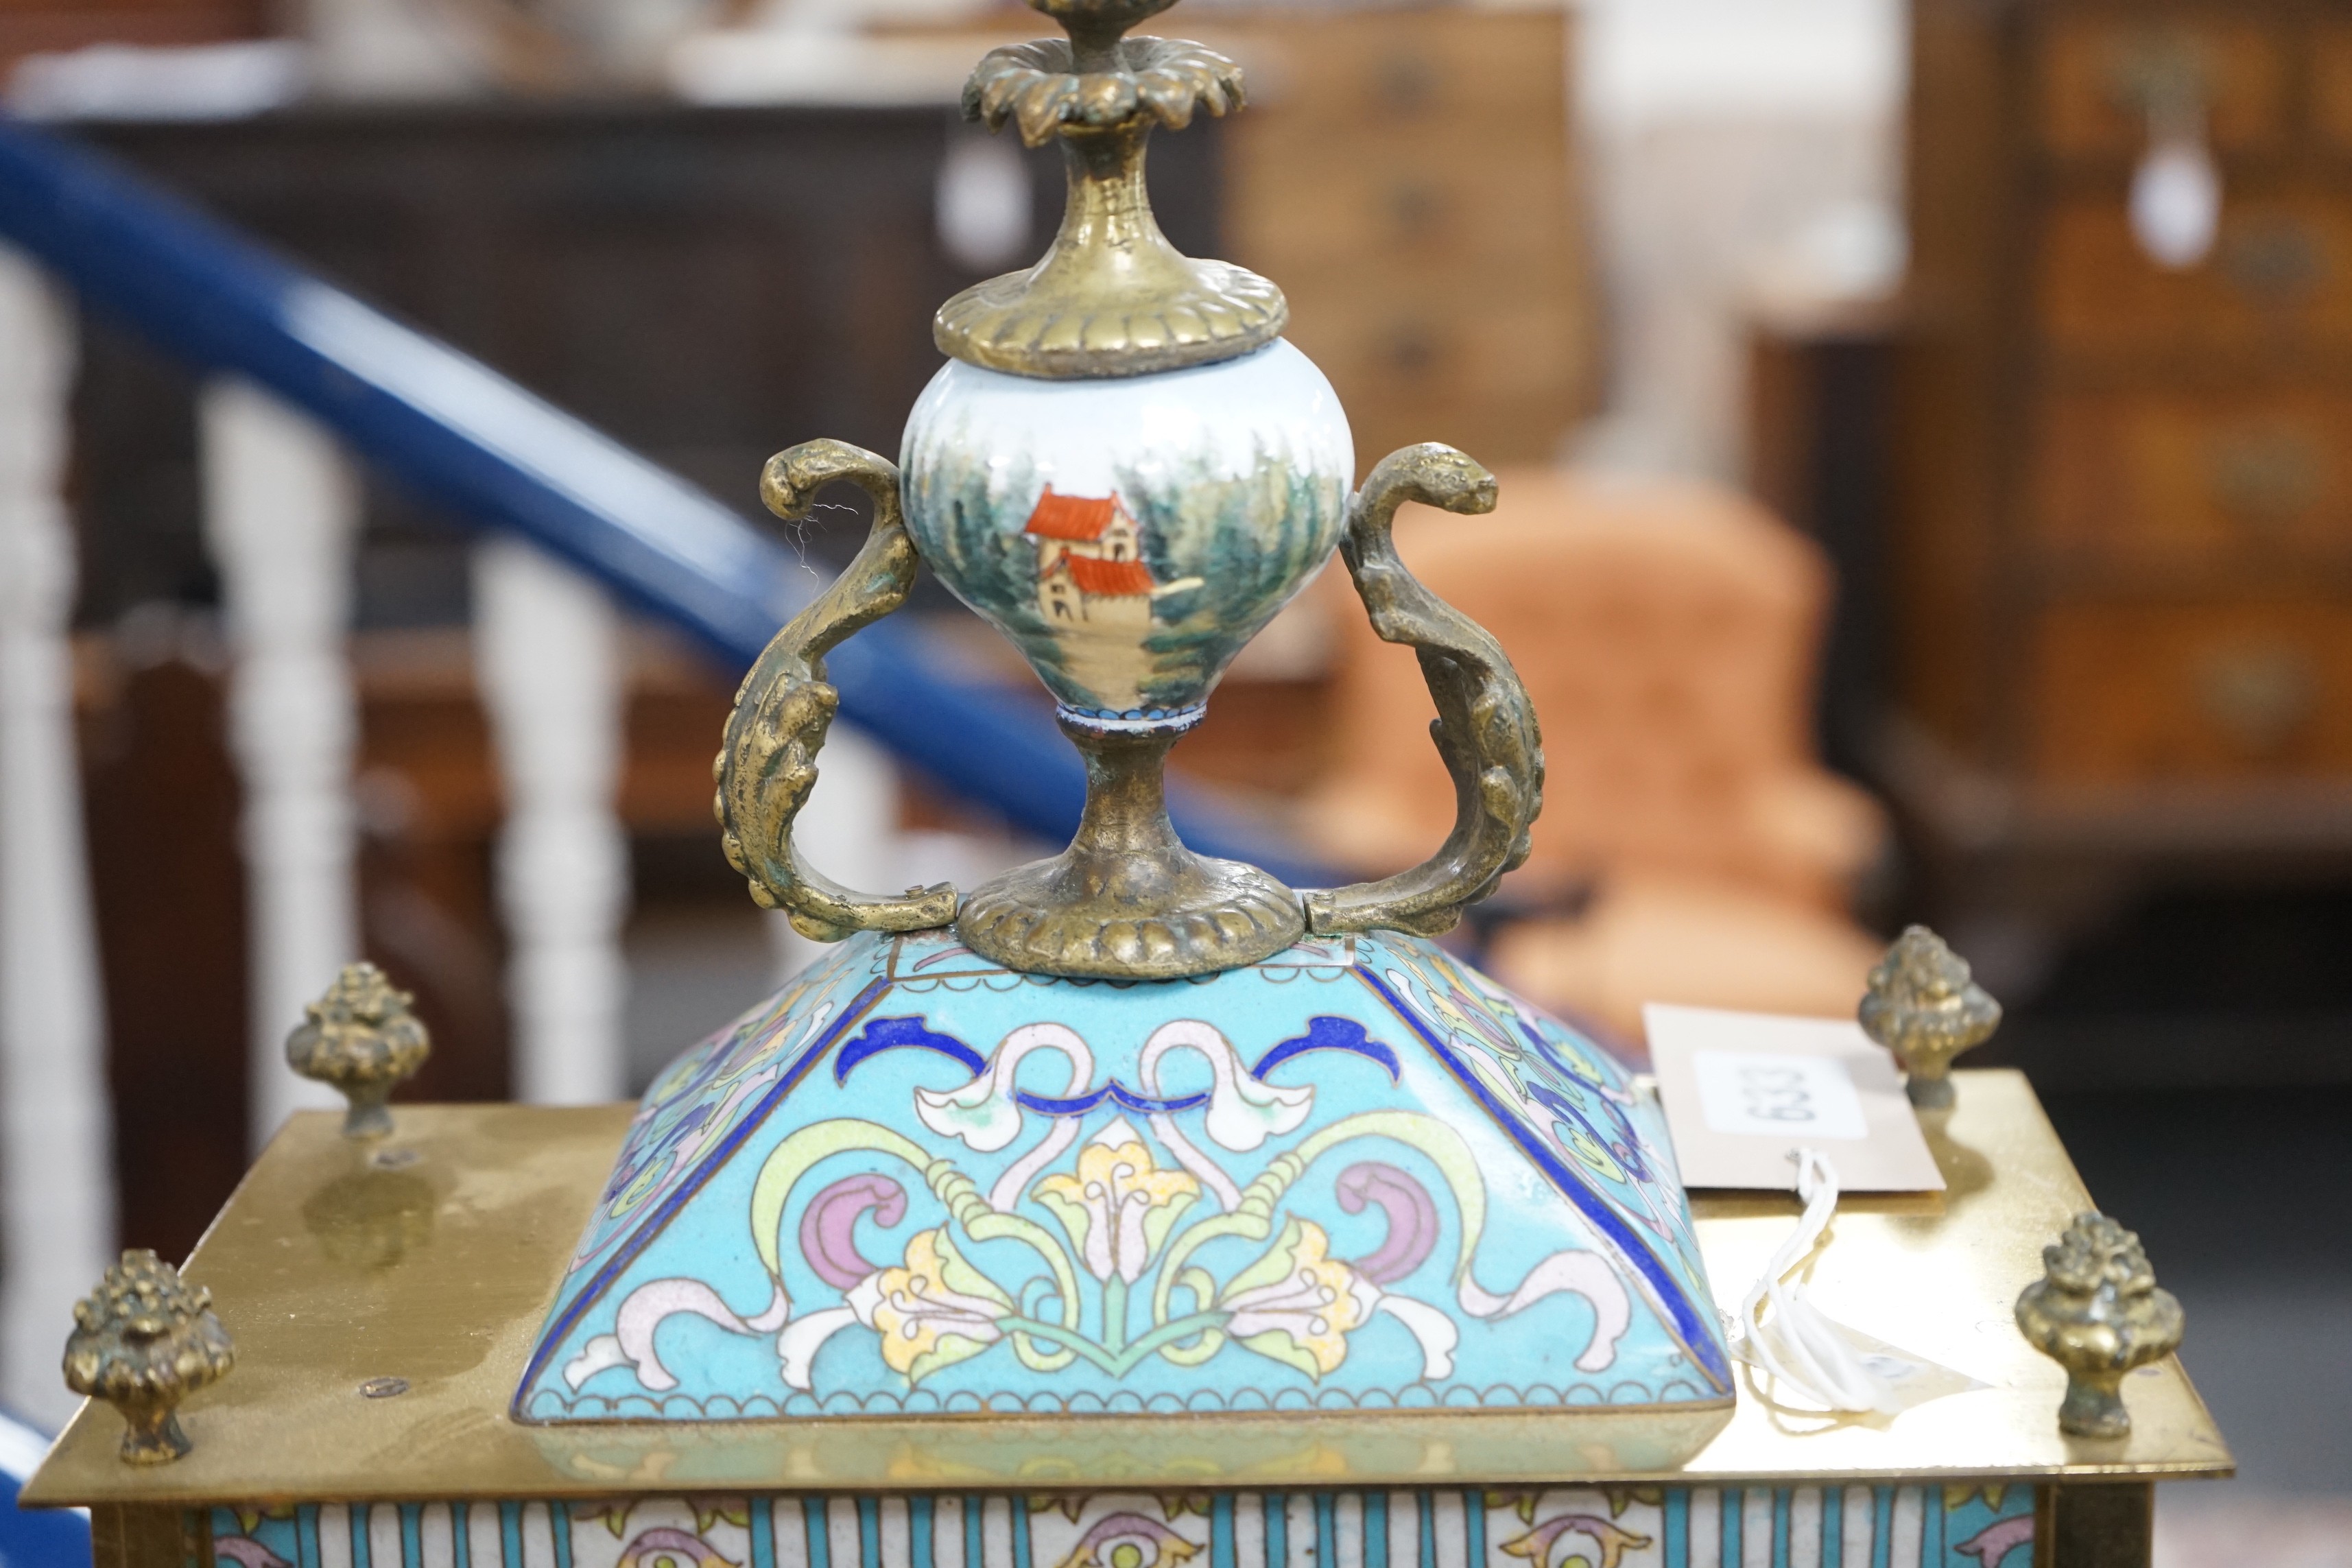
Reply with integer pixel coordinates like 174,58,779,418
528,0,1735,1454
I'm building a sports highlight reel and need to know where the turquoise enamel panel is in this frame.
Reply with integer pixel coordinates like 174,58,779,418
208,1486,2040,1568
516,929,1732,1421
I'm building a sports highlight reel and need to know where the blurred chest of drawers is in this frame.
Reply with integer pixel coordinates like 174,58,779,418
1199,4,1597,471
1901,0,2352,805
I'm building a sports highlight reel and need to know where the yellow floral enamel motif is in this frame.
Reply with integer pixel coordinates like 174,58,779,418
1216,1218,1379,1378
572,1016,1651,1405
847,1228,1012,1382
1036,1121,1201,1283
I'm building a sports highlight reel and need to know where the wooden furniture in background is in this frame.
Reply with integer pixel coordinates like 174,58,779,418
1209,5,1597,470
899,2,1599,471
1746,308,1901,786
1899,1,2352,882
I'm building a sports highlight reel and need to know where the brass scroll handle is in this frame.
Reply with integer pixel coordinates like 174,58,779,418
1305,444,1544,938
715,440,958,942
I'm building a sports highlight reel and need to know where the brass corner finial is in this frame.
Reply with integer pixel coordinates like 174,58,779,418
62,1250,235,1464
285,962,430,1139
2015,1211,2185,1438
1857,924,2001,1109
937,0,1285,377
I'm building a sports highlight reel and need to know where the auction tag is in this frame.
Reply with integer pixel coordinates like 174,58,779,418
1692,1050,1868,1140
1646,1004,1945,1191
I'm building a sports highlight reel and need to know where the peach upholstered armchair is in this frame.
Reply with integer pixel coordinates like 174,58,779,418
1299,467,1888,1050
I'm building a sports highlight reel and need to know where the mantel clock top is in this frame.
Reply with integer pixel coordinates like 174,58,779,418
536,0,1730,1434
23,11,2232,1567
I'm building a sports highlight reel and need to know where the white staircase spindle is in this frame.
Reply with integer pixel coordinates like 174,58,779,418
473,538,630,1104
199,377,364,1148
0,247,117,1426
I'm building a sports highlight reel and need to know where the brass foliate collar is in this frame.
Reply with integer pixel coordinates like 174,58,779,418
966,36,1242,147
934,0,1287,379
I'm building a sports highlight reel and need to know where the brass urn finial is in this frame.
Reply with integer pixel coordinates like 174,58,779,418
2015,1212,2185,1438
62,1250,235,1464
1857,925,2001,1108
285,962,431,1139
938,0,1285,377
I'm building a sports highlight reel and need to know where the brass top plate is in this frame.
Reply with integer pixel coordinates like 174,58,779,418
25,1073,2231,1507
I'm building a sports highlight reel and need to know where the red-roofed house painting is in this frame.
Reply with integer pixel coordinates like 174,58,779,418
1027,488,1155,628
901,349,1355,720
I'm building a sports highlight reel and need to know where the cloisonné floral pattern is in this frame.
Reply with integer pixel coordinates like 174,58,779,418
519,929,1729,1421
209,1484,2039,1568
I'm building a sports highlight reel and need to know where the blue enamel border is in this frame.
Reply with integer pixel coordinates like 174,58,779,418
1349,965,1733,1390
512,975,895,1410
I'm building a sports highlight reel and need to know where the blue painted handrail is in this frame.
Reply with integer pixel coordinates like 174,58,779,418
0,115,1326,886
1,1409,86,1568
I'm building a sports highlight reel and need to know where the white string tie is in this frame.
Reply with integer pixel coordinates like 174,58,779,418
1725,1148,1906,1415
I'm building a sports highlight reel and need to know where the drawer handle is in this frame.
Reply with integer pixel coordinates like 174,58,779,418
2207,429,2325,524
1375,54,1438,114
2105,32,2210,128
1388,180,1441,235
2222,221,2327,304
1384,322,1438,375
2196,644,2317,754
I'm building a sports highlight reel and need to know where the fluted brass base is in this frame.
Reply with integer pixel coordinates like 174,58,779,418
958,852,1301,979
954,716,1303,978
